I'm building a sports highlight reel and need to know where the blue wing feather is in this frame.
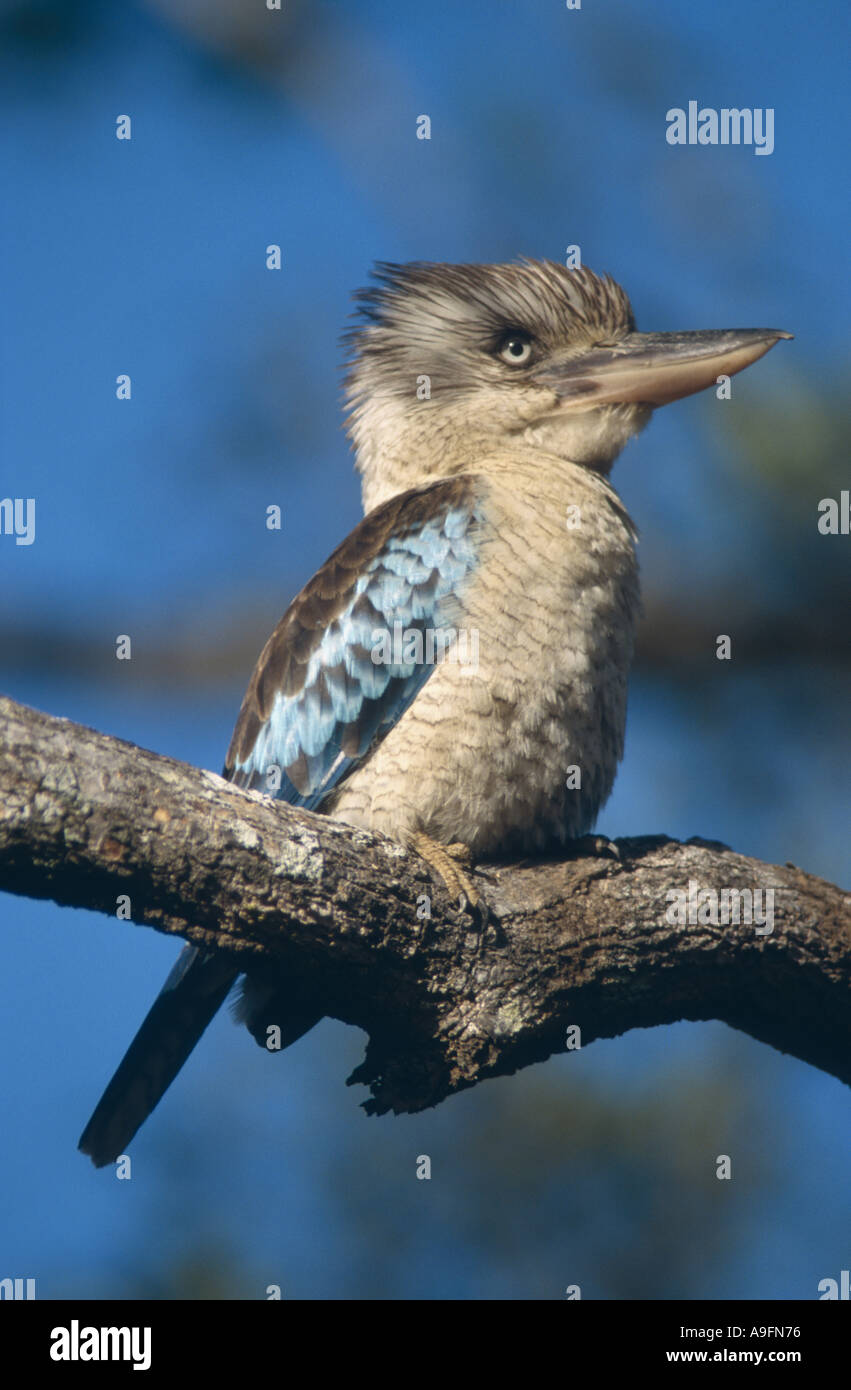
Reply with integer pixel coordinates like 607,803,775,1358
225,476,483,810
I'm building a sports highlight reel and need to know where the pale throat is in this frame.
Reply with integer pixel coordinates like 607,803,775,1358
517,404,651,474
352,399,649,512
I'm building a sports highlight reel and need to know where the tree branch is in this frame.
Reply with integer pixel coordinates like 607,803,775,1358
1,694,848,1110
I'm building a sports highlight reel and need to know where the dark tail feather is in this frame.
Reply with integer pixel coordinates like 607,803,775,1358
232,974,324,1051
78,945,239,1167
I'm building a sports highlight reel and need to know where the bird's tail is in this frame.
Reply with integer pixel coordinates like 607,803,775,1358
78,945,239,1168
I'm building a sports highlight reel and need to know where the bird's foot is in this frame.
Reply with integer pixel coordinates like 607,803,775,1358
444,841,473,868
568,833,621,861
409,831,480,910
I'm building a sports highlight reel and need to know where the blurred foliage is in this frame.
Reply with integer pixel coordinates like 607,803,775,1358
0,0,102,51
720,375,849,501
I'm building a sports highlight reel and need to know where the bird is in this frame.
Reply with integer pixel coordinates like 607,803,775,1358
78,258,791,1166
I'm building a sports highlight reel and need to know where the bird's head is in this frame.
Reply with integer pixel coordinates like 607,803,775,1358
344,259,791,511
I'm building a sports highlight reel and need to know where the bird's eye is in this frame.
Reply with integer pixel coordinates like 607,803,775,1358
497,332,533,366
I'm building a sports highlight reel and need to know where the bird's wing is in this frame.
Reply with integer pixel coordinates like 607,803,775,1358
224,474,483,805
78,475,483,1167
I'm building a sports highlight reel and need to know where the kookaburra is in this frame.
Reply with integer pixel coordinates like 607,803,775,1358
79,258,790,1165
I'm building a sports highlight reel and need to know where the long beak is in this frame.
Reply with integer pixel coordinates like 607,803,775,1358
534,328,793,408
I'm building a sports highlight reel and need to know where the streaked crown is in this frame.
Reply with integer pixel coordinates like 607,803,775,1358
343,259,635,413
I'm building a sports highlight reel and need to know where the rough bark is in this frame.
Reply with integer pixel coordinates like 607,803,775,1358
0,694,848,1111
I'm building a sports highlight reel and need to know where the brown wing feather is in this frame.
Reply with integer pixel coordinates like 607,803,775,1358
223,474,478,780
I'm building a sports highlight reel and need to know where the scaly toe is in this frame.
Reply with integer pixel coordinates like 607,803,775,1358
409,831,480,909
444,842,474,868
